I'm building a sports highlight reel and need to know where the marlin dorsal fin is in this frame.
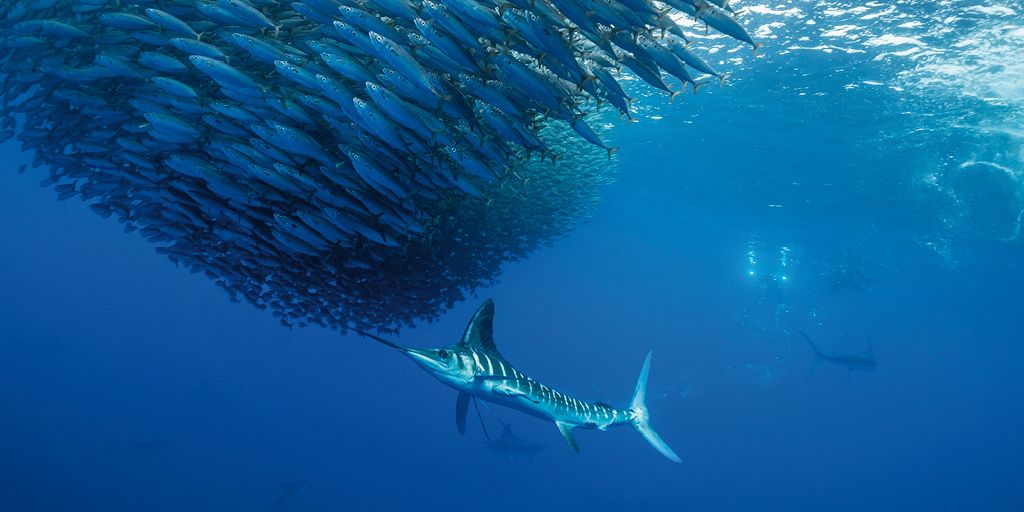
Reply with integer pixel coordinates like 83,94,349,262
459,298,503,359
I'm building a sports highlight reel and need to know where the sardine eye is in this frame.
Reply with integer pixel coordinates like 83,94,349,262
438,349,449,359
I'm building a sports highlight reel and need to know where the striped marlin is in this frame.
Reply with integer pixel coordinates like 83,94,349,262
355,299,681,463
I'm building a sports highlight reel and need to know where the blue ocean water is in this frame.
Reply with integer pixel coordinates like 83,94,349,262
2,1,1023,510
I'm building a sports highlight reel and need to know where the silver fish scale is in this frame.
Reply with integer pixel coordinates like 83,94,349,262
0,0,753,330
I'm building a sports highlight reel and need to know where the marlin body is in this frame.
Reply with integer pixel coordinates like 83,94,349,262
800,330,877,376
359,299,681,463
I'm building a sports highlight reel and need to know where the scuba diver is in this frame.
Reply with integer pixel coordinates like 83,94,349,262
829,264,871,293
745,242,793,304
826,252,873,293
743,239,798,329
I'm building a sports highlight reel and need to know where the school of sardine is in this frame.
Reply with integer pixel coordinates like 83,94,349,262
0,0,755,331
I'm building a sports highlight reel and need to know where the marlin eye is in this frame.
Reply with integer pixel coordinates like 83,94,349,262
438,349,449,359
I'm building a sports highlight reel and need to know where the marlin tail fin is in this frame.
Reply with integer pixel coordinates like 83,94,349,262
629,351,681,463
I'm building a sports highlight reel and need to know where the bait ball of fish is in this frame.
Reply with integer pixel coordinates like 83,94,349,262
0,0,753,331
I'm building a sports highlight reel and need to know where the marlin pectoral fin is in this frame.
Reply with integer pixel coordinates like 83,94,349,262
490,383,541,403
555,421,579,452
456,391,471,436
476,376,541,403
500,390,540,403
475,375,526,382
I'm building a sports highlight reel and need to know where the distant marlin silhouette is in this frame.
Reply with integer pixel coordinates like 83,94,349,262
477,414,545,460
267,481,305,512
800,330,877,377
353,299,681,463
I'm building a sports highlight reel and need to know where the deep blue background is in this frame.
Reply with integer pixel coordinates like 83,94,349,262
3,2,1024,511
